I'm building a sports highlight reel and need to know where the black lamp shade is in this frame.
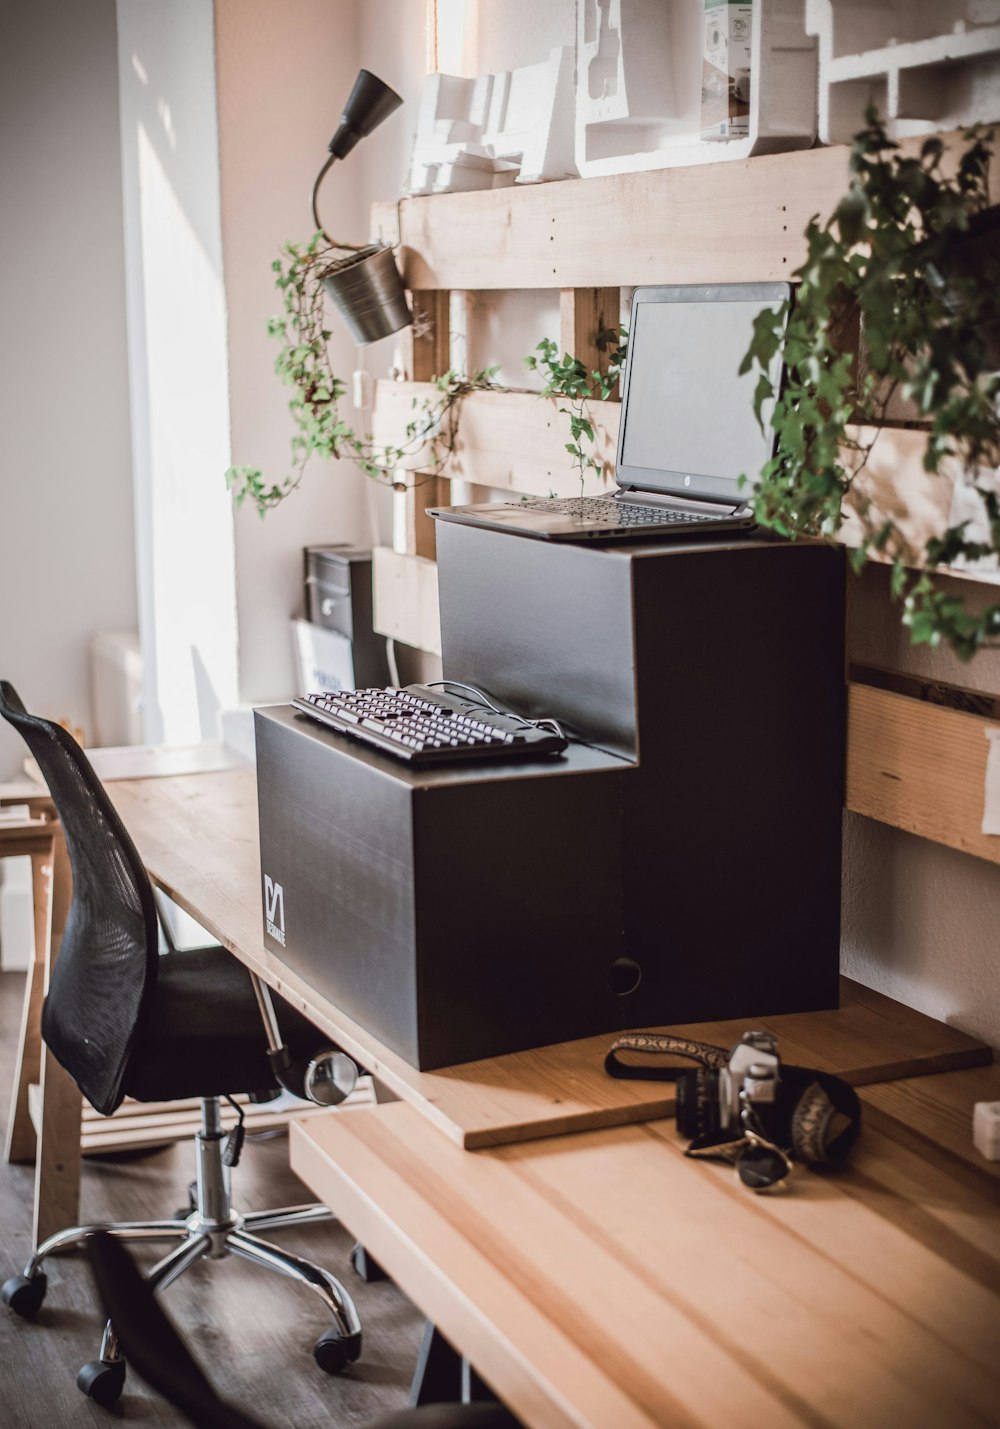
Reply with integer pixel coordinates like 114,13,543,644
328,69,403,159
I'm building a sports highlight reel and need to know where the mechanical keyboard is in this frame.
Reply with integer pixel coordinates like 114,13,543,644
291,685,568,765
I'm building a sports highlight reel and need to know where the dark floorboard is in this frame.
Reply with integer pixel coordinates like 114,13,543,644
0,971,424,1428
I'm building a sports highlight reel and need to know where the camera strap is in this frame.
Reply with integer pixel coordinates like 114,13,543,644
604,1032,730,1079
604,1032,861,1169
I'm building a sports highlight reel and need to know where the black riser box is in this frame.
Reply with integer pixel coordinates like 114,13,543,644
437,524,846,1025
256,704,631,1069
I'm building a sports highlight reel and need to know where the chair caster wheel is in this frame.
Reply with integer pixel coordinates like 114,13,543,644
2,1272,47,1318
77,1357,127,1407
351,1242,387,1282
313,1328,362,1374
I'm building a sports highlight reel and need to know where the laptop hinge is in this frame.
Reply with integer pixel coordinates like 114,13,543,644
615,487,745,517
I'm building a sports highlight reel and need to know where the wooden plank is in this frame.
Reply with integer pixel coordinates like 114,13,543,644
373,390,967,549
403,289,451,382
104,770,989,1150
372,382,619,500
846,682,1000,864
860,1064,1000,1188
840,425,956,567
292,1097,1000,1429
393,477,444,563
395,289,451,562
559,288,621,397
5,839,54,1164
372,130,1000,291
32,827,82,1243
371,545,442,656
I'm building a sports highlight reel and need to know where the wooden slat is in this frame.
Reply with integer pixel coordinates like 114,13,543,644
847,681,1000,864
5,839,54,1164
292,1096,1000,1429
33,827,82,1244
559,287,621,397
840,424,956,567
373,131,1000,291
371,545,442,656
372,382,618,499
861,1064,1000,1188
105,770,989,1150
373,389,970,550
78,1081,377,1155
394,288,452,562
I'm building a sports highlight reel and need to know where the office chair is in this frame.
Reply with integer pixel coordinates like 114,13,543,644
88,1231,519,1429
0,681,362,1407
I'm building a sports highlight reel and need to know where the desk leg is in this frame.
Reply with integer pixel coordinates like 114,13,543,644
31,832,81,1245
409,1322,496,1409
409,1322,464,1408
4,843,54,1164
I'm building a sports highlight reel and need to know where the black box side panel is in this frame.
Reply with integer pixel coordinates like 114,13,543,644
255,710,419,1062
437,521,638,755
411,769,628,1067
626,543,845,1022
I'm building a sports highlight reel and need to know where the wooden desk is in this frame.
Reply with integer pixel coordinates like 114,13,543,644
100,766,998,1426
291,1094,1000,1429
105,768,989,1149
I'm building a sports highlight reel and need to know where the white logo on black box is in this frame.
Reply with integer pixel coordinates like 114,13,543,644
264,875,286,946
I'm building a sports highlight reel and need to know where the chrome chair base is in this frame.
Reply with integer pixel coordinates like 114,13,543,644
3,1097,361,1408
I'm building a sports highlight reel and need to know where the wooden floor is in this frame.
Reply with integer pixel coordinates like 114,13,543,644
0,971,424,1428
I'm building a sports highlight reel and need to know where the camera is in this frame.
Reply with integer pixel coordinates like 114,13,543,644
674,1031,792,1189
605,1027,862,1192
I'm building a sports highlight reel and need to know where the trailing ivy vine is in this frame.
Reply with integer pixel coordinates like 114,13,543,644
225,234,498,515
742,109,1000,659
226,232,628,516
524,326,628,493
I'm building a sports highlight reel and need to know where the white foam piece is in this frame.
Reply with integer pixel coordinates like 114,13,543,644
807,0,1000,143
575,0,817,179
406,49,577,196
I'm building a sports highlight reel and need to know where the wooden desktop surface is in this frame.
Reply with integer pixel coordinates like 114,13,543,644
108,766,1000,1427
106,769,989,1148
291,1092,1000,1429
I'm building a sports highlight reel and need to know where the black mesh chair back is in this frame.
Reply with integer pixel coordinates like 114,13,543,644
0,681,159,1115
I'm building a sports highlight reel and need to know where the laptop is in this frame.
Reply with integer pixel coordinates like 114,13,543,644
428,281,790,542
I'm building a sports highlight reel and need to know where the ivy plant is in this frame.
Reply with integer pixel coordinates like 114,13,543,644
225,234,498,516
742,108,1000,659
525,326,628,493
228,233,628,515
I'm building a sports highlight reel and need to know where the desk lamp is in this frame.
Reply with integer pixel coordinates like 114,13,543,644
313,69,413,345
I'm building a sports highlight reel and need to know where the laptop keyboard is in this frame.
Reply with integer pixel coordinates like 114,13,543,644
519,498,720,526
292,686,568,765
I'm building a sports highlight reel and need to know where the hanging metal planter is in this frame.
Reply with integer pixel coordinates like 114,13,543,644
322,244,412,347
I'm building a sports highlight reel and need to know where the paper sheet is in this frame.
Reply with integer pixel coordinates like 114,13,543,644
981,728,1000,834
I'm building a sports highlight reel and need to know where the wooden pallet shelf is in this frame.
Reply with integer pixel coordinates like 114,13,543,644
366,129,1000,875
372,130,998,291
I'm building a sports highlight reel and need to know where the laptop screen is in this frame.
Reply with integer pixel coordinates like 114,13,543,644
616,284,789,504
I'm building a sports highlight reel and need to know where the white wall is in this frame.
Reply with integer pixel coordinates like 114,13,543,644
215,0,372,706
0,0,136,779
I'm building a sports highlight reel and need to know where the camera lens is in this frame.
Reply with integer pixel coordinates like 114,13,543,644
675,1068,721,1140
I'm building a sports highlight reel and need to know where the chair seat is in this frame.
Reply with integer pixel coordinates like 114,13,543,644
123,946,328,1103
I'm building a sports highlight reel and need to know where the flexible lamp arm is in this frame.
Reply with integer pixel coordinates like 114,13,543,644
310,69,403,247
311,154,338,243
